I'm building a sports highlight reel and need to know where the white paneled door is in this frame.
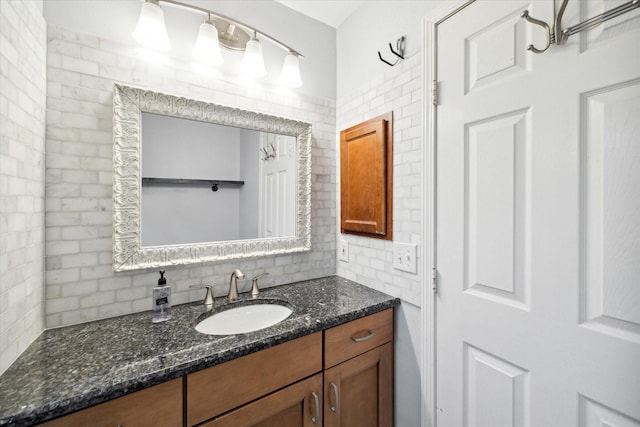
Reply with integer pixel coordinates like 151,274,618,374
434,1,640,426
259,133,297,238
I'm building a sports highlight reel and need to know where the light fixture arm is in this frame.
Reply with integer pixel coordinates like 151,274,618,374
156,0,304,57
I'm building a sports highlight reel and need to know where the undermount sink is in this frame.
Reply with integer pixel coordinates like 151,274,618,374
195,301,292,335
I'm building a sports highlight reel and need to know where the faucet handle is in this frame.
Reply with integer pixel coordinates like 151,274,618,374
251,272,269,298
190,284,215,306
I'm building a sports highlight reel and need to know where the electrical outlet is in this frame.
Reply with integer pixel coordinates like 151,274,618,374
393,242,417,274
339,240,349,262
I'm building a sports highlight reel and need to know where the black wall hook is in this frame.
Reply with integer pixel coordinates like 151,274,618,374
378,36,406,66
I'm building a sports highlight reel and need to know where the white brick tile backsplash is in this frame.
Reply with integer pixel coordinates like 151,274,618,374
1,0,46,375
4,12,339,372
42,25,337,327
61,56,99,75
337,54,423,307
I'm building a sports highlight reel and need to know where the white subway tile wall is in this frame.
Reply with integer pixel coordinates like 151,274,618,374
45,26,336,328
0,0,47,374
336,54,423,306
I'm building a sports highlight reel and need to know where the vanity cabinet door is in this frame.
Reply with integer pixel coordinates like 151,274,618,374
187,332,322,426
200,373,323,427
38,378,183,427
323,343,393,427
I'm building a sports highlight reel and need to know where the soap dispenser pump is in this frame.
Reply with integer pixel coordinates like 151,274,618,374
152,270,171,323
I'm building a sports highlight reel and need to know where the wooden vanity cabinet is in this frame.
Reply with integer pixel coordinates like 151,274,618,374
189,310,393,427
187,332,322,426
38,378,183,427
323,309,394,427
37,310,393,427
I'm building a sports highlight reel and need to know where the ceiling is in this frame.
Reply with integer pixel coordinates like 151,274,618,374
274,0,365,28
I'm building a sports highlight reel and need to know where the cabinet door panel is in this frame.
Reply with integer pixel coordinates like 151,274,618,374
340,112,393,239
201,373,323,427
187,332,322,426
39,378,183,427
324,343,393,427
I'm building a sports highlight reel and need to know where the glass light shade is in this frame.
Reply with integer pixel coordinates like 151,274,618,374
279,53,302,88
132,1,170,50
240,39,267,78
192,21,224,65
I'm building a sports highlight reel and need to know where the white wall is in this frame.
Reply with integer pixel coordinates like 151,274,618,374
337,1,438,98
0,0,47,375
336,2,443,425
43,1,337,327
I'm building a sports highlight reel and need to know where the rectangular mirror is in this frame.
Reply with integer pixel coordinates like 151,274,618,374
112,84,311,272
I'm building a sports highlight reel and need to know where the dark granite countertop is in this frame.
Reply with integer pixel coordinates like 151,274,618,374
0,276,399,426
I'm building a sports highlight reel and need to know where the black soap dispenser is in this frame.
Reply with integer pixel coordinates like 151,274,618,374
152,270,171,323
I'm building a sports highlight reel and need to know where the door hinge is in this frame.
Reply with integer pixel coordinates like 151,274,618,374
432,80,438,106
431,268,438,293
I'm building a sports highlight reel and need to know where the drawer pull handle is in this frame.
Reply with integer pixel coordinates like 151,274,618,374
330,382,340,413
311,391,319,423
351,330,375,342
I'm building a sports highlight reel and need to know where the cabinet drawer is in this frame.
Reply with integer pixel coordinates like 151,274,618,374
187,332,322,426
39,378,183,427
324,309,393,368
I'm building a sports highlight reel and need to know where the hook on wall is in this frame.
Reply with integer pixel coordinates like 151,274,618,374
378,36,406,66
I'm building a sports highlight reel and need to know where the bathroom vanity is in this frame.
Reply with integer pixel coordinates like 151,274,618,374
0,276,399,426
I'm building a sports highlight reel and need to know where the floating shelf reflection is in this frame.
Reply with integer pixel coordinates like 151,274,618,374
142,177,245,192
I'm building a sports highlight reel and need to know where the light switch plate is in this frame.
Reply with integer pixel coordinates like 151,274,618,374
339,240,349,262
393,242,417,274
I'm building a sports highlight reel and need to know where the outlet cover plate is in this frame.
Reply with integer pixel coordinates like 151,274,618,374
393,242,417,274
339,240,349,262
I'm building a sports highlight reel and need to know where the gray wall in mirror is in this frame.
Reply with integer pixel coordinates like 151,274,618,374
140,113,265,246
140,113,298,247
113,84,312,272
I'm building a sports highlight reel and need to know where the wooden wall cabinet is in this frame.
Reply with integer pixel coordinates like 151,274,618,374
340,112,393,239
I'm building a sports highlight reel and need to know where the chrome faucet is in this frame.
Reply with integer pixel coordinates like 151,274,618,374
227,269,245,302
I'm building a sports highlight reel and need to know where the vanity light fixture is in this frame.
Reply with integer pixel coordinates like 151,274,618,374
240,32,267,78
132,0,304,88
132,0,171,50
279,52,303,88
192,16,224,65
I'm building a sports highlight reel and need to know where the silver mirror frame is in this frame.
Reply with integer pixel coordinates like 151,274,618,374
112,83,311,272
